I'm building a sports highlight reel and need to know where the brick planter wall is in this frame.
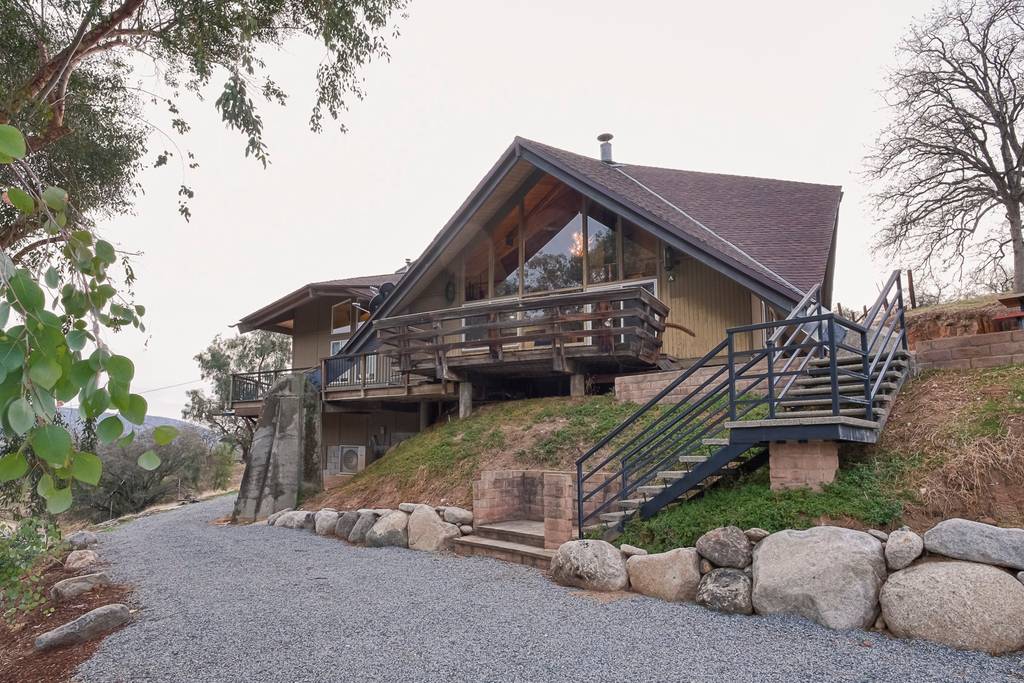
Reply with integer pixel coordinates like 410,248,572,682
915,330,1024,370
615,362,766,405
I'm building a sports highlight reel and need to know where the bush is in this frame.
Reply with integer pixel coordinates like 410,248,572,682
208,443,237,490
0,517,62,623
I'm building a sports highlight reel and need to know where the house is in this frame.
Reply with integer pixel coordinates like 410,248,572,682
230,134,844,482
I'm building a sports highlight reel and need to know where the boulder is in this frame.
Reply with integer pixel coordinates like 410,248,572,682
398,503,418,513
348,511,378,544
696,568,753,615
65,549,99,571
365,511,409,548
699,559,713,574
266,508,292,526
49,572,110,602
868,529,889,542
751,526,886,630
314,510,340,536
35,604,131,651
273,511,315,530
744,528,770,543
885,528,924,571
335,511,360,539
625,548,701,602
459,525,473,535
1018,570,1024,586
442,506,474,526
881,560,1024,654
550,540,629,592
696,526,753,568
923,518,1024,570
619,544,648,557
408,506,459,552
66,530,98,550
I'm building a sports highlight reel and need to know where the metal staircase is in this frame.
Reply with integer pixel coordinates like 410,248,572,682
575,271,911,535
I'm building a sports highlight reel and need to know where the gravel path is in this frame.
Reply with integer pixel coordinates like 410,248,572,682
77,497,1024,683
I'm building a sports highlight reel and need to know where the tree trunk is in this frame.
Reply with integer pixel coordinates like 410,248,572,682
1009,201,1024,292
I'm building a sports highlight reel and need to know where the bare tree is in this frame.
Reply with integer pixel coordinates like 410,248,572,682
868,0,1024,291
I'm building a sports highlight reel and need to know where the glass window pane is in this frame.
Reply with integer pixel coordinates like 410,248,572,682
463,235,489,302
587,203,618,284
522,180,583,293
622,221,659,280
491,205,520,297
331,301,352,334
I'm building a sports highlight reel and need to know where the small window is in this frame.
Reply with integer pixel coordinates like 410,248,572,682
329,339,345,356
331,300,369,335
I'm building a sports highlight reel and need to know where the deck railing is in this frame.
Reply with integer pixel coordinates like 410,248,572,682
374,286,669,377
229,367,312,404
321,352,404,391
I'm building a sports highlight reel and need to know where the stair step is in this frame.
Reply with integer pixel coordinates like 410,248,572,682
452,535,555,569
701,437,729,446
617,498,644,509
806,350,909,368
806,359,909,376
780,394,893,409
775,407,888,419
788,382,898,397
658,470,689,480
474,521,545,548
599,510,634,523
637,484,669,496
678,454,709,464
795,371,903,387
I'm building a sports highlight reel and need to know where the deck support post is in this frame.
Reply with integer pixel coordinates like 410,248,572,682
570,373,586,398
459,382,473,419
768,441,838,491
419,401,432,431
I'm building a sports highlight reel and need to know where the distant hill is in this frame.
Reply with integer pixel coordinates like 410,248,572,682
58,406,209,438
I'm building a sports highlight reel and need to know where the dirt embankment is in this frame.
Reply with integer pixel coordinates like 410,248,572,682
904,295,1005,349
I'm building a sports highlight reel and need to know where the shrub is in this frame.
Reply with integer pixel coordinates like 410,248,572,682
208,443,237,490
0,517,62,623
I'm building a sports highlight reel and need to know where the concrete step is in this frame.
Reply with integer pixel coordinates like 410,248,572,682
474,520,545,548
795,370,903,387
599,510,635,524
637,484,669,496
678,454,709,464
806,359,909,376
779,394,893,409
776,407,888,419
453,535,555,570
701,437,729,446
617,498,644,509
788,382,898,397
806,349,909,368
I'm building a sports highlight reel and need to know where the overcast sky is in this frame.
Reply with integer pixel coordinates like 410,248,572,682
96,0,936,418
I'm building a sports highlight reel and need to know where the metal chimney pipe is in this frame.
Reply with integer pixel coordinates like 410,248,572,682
598,133,613,163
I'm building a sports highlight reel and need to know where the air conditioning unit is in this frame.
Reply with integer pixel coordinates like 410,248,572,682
326,444,367,475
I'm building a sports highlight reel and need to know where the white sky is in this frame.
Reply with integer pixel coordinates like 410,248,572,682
96,0,937,418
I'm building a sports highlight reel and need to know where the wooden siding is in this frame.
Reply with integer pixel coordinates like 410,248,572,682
659,253,755,359
291,297,352,368
321,409,419,466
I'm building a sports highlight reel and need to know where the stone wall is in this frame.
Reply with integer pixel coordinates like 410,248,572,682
914,329,1024,370
615,362,766,405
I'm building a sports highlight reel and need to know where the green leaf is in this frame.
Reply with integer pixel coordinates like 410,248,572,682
81,387,109,419
36,472,55,498
0,125,26,160
44,484,72,514
97,415,124,443
6,187,34,213
134,305,146,316
30,424,72,466
137,449,160,471
27,354,62,390
70,452,102,486
117,430,135,448
41,186,68,211
106,355,134,383
7,397,34,435
44,266,59,288
88,347,110,371
68,360,95,389
153,425,179,446
121,393,147,425
66,329,87,352
30,385,56,419
0,340,23,372
95,240,115,264
0,301,9,328
8,271,45,312
0,452,28,482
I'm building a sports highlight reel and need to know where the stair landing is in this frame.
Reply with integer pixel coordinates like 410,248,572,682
452,519,554,570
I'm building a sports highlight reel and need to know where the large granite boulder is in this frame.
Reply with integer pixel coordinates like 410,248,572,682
348,511,378,544
923,518,1024,570
442,506,474,526
550,540,629,592
408,506,459,552
35,604,131,651
881,560,1024,654
314,510,340,536
274,511,315,530
885,528,924,571
625,548,701,602
335,511,360,540
65,549,99,571
752,526,886,630
696,526,753,568
66,530,98,550
266,508,293,526
49,572,110,602
696,568,753,615
365,511,409,548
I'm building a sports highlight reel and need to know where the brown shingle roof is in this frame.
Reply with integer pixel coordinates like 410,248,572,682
516,137,841,296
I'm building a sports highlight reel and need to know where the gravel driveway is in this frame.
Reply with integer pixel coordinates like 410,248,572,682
76,496,1024,683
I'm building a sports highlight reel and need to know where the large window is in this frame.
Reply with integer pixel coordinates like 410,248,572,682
331,299,367,335
491,205,520,298
463,235,489,302
622,220,659,280
522,181,583,293
587,202,618,284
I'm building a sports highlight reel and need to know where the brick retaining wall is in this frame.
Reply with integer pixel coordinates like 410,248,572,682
615,362,765,405
915,330,1024,370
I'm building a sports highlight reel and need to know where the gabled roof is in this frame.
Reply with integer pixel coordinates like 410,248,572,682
345,137,841,353
236,271,403,334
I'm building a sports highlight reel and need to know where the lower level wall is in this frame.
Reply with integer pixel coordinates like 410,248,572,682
915,330,1024,370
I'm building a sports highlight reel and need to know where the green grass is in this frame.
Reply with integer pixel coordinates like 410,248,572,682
953,366,1024,439
615,459,910,553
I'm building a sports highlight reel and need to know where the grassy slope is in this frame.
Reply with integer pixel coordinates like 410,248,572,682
307,396,645,510
619,364,1024,551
